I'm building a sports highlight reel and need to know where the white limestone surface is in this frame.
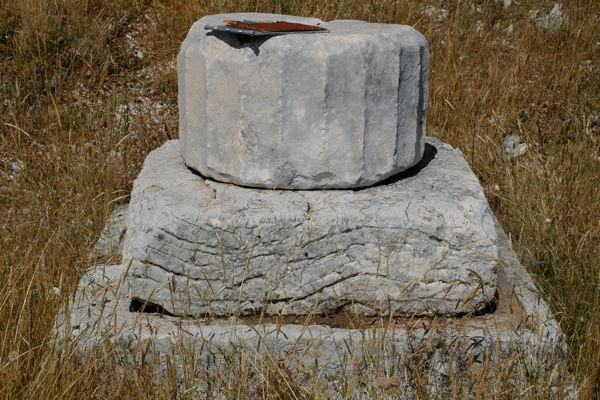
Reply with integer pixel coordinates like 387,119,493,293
52,194,573,398
178,13,429,189
122,137,498,318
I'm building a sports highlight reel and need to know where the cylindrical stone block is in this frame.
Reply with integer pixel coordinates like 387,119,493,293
178,13,429,189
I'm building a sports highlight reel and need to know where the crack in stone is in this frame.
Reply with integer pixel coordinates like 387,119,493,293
264,271,362,304
223,273,266,290
140,259,197,280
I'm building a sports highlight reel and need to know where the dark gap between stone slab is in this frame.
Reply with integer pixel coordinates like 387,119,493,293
127,300,502,331
129,297,176,316
127,267,517,330
128,288,502,330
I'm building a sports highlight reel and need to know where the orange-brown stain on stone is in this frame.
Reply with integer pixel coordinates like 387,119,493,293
224,20,327,33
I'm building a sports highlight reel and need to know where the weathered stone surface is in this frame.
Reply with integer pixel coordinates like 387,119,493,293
90,203,128,259
122,137,498,317
178,13,429,189
52,196,574,398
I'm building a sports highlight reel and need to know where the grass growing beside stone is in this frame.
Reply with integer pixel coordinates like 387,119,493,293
0,0,598,398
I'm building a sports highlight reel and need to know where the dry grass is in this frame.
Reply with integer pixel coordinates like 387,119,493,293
0,0,599,398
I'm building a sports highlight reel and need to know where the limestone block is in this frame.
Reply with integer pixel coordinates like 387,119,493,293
178,13,429,189
90,204,128,259
122,138,498,318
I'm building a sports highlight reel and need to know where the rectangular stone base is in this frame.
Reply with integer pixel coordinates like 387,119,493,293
52,203,574,397
122,137,499,317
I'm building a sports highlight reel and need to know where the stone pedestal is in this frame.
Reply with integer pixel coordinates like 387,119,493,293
52,14,574,396
123,138,498,318
178,13,429,189
52,139,573,396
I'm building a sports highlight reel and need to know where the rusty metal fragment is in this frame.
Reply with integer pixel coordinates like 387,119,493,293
225,20,327,32
204,19,327,37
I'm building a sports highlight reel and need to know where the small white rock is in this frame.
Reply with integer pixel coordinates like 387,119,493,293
536,3,569,31
8,350,19,362
474,20,484,32
502,135,528,158
10,159,24,177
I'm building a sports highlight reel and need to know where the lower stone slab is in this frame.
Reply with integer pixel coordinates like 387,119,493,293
52,207,574,397
123,137,498,317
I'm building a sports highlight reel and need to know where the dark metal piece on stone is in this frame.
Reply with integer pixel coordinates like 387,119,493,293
204,19,328,37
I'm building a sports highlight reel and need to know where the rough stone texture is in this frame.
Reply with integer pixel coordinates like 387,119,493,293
178,13,429,189
52,203,575,398
90,203,128,259
122,137,498,318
